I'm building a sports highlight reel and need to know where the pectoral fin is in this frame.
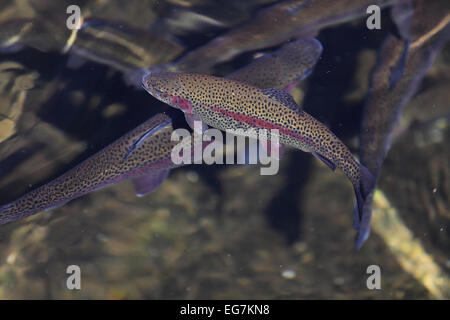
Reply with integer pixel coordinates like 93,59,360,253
132,169,170,197
185,113,208,134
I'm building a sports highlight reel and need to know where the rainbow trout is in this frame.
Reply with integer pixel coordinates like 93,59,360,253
358,0,450,241
0,38,320,225
143,72,375,248
0,113,189,225
362,0,450,178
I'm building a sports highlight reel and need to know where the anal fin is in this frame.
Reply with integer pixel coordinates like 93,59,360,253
259,139,285,160
312,152,336,171
133,169,170,197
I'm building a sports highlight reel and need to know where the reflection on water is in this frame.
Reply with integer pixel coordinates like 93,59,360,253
0,0,448,299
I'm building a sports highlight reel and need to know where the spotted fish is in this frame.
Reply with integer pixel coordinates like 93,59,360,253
226,38,323,91
143,72,375,248
0,37,320,226
362,0,450,178
0,113,195,225
359,0,450,245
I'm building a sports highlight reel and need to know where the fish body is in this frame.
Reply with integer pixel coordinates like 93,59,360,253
0,113,182,225
170,0,397,72
362,0,450,178
143,72,374,248
0,17,183,77
226,38,322,91
359,0,450,244
0,36,320,225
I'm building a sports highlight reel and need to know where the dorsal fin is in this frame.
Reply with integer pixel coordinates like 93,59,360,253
261,88,301,112
124,118,172,161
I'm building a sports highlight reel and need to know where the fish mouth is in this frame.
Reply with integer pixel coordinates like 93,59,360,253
141,79,167,99
154,88,171,101
142,84,189,113
141,74,160,92
142,83,173,106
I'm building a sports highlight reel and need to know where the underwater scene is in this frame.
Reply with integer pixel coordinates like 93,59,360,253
0,0,448,299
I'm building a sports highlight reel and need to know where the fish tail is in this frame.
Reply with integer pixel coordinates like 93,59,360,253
353,163,375,250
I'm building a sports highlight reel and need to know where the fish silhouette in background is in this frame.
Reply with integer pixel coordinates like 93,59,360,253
0,37,321,225
0,113,184,225
358,0,450,243
69,18,184,73
226,38,323,91
0,16,184,74
143,72,374,248
168,0,398,72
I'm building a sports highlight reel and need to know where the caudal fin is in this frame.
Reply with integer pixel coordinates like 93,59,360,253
353,164,375,250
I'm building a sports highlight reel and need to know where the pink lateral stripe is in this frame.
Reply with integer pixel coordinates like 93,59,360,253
172,95,193,113
206,104,315,146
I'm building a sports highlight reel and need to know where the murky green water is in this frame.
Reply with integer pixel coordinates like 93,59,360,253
0,0,448,299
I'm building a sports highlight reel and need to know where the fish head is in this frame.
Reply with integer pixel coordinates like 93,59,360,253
142,72,193,114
